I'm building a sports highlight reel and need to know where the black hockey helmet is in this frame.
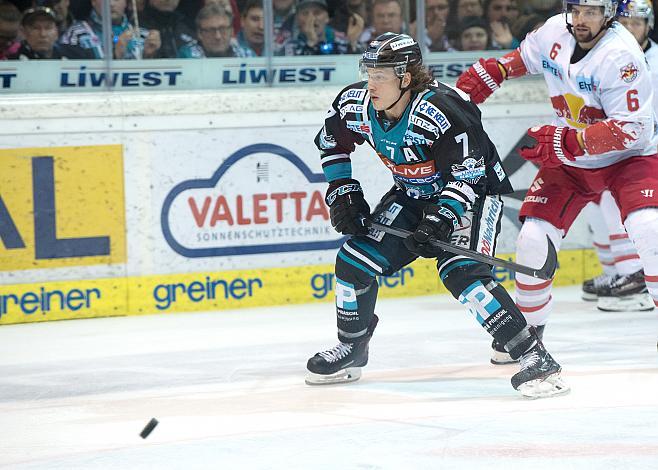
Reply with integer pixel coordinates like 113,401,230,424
359,32,423,79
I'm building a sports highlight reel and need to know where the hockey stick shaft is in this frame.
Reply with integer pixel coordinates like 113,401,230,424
366,220,557,280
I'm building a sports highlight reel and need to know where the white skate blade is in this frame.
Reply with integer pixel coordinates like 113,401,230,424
491,349,518,365
597,293,655,312
305,367,362,385
581,291,597,301
517,374,570,399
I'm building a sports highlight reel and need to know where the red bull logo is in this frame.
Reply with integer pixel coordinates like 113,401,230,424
577,105,606,124
620,63,639,83
552,93,606,128
550,95,572,119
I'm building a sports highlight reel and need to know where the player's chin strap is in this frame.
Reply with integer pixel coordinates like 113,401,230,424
384,79,410,112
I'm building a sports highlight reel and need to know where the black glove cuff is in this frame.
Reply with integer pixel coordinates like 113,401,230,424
325,178,363,206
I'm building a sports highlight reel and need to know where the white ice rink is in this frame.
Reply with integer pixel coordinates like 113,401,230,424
1,286,657,469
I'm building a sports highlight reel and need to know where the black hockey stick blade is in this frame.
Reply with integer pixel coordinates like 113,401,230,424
366,220,557,280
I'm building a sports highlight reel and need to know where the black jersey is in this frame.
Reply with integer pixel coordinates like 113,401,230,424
315,80,513,218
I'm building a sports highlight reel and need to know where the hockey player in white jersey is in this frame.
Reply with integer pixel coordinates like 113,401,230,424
456,0,658,362
582,0,658,312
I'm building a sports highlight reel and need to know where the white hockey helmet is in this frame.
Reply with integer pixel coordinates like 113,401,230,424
617,0,654,30
563,0,619,20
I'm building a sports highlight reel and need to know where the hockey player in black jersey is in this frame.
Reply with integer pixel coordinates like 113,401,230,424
305,32,569,398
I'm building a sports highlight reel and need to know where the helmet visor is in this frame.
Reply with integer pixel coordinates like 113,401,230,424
358,60,407,82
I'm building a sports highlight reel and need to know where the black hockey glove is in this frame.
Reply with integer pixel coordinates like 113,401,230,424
325,178,370,236
404,204,458,258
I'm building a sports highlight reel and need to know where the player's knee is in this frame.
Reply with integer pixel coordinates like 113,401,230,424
335,248,377,290
441,262,495,300
517,218,563,253
625,208,658,258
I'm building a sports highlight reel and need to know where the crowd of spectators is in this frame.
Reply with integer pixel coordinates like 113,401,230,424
1,0,657,59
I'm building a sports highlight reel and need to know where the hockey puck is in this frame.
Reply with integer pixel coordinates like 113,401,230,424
140,418,158,439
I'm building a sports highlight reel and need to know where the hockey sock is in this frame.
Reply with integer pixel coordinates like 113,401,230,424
515,218,563,326
584,200,617,275
599,191,641,275
334,276,379,343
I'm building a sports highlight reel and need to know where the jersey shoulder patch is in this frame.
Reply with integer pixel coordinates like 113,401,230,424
410,92,452,136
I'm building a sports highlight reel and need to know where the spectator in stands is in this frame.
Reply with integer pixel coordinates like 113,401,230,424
523,0,561,20
329,0,366,52
180,3,254,56
60,0,161,59
129,0,146,16
0,0,21,59
451,0,483,23
510,12,544,40
483,0,519,48
204,0,241,34
280,0,350,54
274,0,295,31
36,0,74,35
425,0,453,51
456,15,490,50
236,0,264,55
69,0,92,20
141,0,198,58
359,0,404,44
9,6,92,58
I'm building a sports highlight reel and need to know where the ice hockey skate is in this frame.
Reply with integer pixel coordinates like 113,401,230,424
305,315,378,385
582,273,619,301
597,270,654,312
491,325,545,365
511,340,570,398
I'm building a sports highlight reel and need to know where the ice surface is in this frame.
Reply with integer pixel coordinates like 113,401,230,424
1,286,657,469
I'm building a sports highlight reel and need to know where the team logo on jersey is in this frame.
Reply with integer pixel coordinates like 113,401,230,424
346,120,371,135
451,157,486,184
319,126,337,149
620,63,639,83
551,94,606,128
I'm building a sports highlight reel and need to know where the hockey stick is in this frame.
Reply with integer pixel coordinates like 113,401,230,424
365,220,558,280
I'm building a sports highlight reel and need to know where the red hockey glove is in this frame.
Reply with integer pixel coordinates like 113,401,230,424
456,58,505,104
519,125,585,168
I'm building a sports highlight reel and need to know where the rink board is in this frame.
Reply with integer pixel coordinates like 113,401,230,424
0,84,597,326
0,249,599,325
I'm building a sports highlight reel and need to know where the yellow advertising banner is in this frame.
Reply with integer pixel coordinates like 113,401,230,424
0,145,126,271
0,249,599,325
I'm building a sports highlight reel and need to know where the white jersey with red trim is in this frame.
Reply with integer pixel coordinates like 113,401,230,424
646,39,658,111
519,14,658,169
